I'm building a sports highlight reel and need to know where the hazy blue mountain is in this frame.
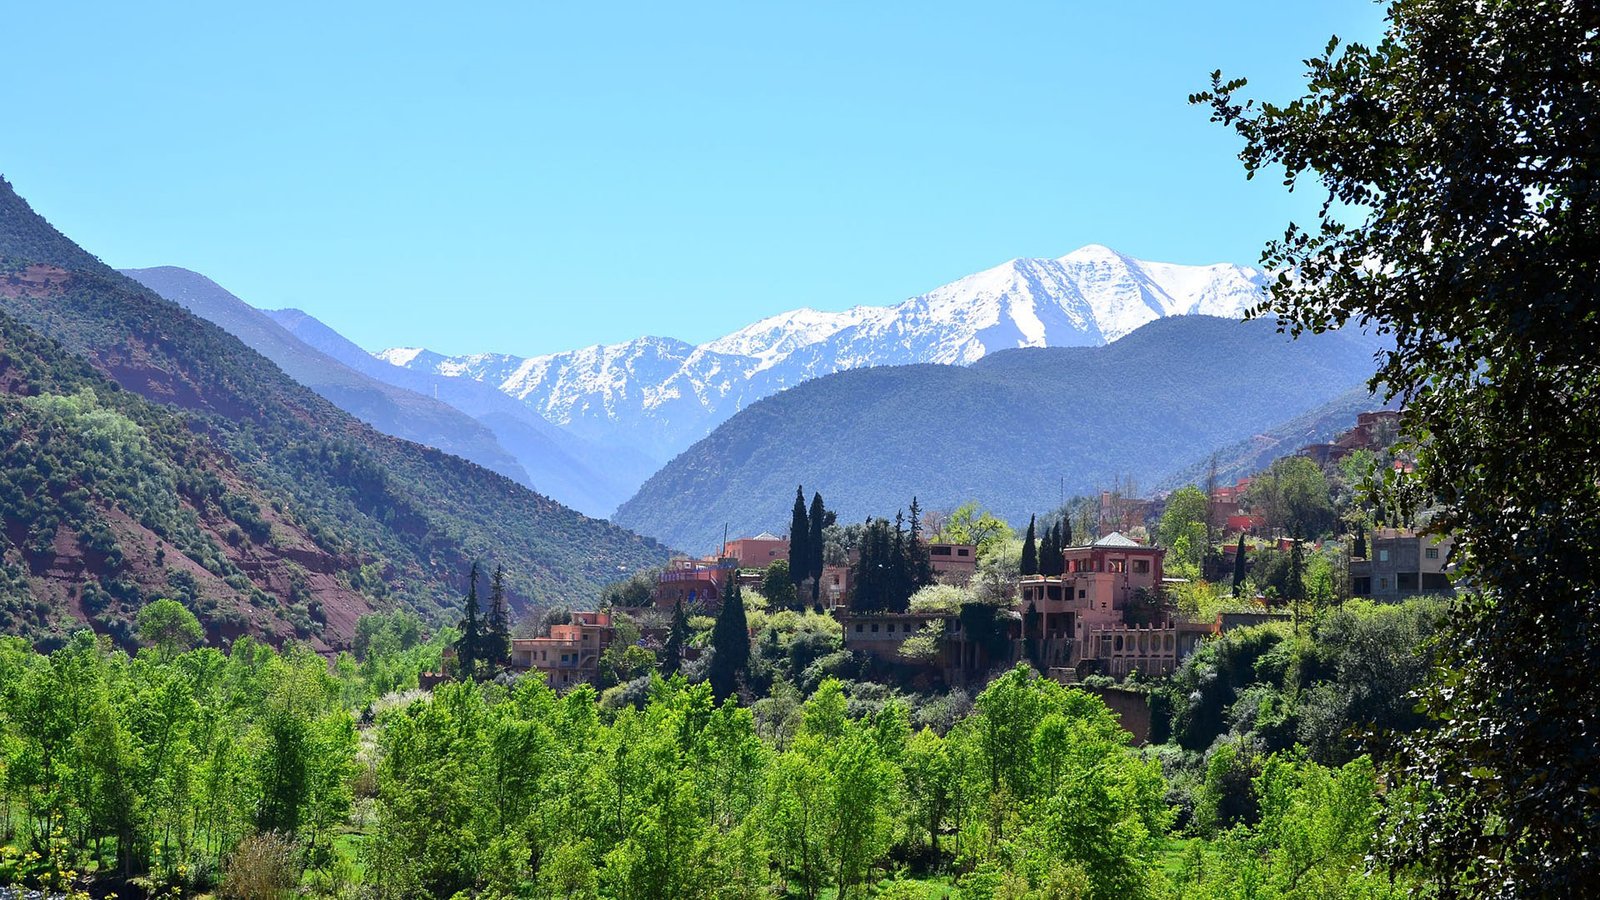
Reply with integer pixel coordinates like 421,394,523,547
613,316,1383,551
265,306,655,517
121,266,535,487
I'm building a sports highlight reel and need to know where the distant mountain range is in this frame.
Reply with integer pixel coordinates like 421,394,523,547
611,316,1383,552
378,247,1271,479
121,267,654,518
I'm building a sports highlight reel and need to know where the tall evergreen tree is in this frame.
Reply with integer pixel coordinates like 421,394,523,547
662,600,687,677
1061,514,1073,548
1021,515,1039,576
888,511,911,613
789,485,810,593
1353,528,1368,560
1041,522,1064,577
808,491,826,607
486,564,511,674
456,561,482,680
1231,535,1248,598
708,581,749,701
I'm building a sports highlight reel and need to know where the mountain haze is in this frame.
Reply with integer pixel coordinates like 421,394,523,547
379,247,1271,484
116,265,646,516
612,316,1382,551
120,266,536,488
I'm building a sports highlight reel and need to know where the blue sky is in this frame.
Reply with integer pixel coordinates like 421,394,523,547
2,2,1386,357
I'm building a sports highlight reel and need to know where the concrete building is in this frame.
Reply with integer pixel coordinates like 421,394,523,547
511,611,613,690
653,557,737,611
723,532,789,566
1349,528,1455,599
927,542,978,583
820,563,851,608
839,610,944,660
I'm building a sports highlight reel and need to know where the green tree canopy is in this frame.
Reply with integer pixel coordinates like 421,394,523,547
1197,0,1600,890
1159,485,1211,575
136,598,202,658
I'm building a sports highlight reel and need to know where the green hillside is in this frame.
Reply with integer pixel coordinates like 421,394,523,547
613,316,1382,550
1153,384,1397,491
0,176,668,649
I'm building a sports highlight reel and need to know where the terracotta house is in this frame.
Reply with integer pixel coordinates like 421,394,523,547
723,532,789,566
511,611,613,690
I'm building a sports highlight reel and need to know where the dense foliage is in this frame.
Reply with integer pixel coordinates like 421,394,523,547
1,619,1420,900
1197,0,1600,892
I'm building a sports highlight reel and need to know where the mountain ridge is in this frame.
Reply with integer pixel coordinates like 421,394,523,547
612,315,1381,551
0,175,669,647
378,247,1271,492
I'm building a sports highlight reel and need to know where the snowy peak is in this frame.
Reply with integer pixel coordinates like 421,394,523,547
376,246,1268,468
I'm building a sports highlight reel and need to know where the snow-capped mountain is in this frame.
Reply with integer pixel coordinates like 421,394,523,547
377,245,1268,468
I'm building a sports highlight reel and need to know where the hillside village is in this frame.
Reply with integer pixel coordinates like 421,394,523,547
493,408,1454,744
5,0,1591,894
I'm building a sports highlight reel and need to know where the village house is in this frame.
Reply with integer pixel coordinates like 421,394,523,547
722,532,789,566
510,611,613,690
927,541,978,583
1349,528,1455,600
652,556,737,611
838,610,945,659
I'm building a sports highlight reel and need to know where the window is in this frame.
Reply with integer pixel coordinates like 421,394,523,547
957,548,970,557
1379,549,1390,562
1426,547,1439,559
931,546,952,556
871,623,880,633
1131,559,1150,574
1379,577,1389,589
1109,559,1126,573
855,623,864,633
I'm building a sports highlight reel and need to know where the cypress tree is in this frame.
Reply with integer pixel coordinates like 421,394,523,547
486,564,511,674
1062,514,1074,548
1231,535,1248,598
709,581,750,701
789,485,809,593
906,497,935,591
1353,528,1368,559
889,510,911,612
662,600,687,676
808,491,826,606
1041,522,1063,577
456,561,482,680
1021,515,1039,576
